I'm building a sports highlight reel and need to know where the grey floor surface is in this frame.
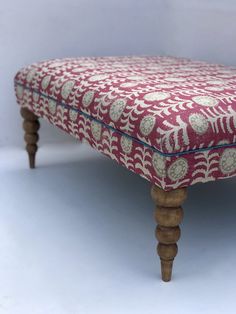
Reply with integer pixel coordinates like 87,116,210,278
1,143,236,314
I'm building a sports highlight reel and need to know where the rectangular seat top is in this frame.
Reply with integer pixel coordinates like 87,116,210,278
15,56,236,155
14,56,236,190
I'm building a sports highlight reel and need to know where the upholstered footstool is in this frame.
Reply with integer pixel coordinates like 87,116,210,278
14,56,236,281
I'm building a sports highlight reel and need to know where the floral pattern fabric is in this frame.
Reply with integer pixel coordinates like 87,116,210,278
14,56,236,190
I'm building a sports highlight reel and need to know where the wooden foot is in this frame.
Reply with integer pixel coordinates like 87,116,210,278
151,185,187,282
20,107,40,169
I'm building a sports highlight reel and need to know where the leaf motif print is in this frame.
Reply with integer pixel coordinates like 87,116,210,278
14,55,236,191
158,116,189,152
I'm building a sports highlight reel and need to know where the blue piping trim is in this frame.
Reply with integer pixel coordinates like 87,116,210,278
15,81,236,157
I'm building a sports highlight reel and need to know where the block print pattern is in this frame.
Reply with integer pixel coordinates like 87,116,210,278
15,56,236,190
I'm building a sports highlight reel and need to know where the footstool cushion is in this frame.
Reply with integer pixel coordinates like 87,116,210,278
14,56,236,190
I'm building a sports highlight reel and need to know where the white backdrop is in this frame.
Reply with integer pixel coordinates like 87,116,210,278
1,0,236,147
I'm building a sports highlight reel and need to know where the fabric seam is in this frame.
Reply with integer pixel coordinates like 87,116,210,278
15,81,236,158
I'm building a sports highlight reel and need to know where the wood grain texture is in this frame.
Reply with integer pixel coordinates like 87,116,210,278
151,185,187,282
20,107,40,169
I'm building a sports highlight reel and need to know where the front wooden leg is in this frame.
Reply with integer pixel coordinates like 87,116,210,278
151,185,187,282
20,107,40,169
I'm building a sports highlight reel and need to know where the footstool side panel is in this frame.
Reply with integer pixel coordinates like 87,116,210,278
15,84,236,190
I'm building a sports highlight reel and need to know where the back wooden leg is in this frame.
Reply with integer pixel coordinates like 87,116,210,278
20,107,40,169
151,185,187,282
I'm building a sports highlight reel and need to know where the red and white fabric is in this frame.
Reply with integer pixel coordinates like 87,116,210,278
14,56,236,190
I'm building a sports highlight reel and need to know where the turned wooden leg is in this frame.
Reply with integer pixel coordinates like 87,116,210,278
151,185,187,282
20,107,40,169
